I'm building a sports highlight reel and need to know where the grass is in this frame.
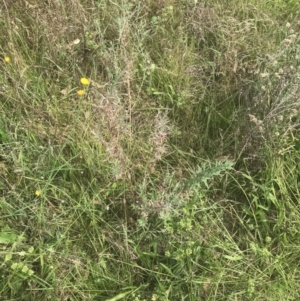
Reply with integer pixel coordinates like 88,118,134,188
1,0,300,300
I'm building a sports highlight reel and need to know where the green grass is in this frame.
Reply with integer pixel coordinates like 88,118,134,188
1,0,300,300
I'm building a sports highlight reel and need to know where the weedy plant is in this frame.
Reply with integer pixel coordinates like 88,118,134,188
1,0,300,300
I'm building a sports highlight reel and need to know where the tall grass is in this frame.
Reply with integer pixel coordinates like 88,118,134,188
1,0,300,300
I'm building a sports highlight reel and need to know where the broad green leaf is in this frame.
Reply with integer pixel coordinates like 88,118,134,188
0,231,18,244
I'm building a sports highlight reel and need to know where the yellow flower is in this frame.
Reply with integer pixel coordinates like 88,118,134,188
77,89,85,96
4,56,10,63
35,190,41,196
80,77,90,85
151,294,158,301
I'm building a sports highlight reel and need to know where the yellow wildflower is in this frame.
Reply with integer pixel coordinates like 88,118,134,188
35,190,41,196
77,89,85,96
4,56,10,63
80,77,90,85
151,294,158,301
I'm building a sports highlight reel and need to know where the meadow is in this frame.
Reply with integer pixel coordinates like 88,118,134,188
1,0,300,300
